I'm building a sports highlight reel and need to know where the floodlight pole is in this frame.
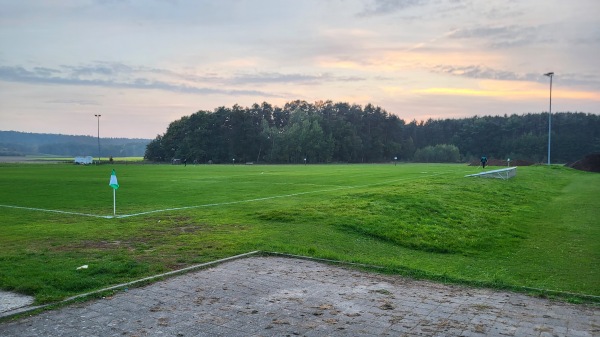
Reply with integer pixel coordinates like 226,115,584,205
544,72,553,165
94,114,101,164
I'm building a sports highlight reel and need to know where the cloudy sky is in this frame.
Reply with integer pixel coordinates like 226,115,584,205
1,0,599,139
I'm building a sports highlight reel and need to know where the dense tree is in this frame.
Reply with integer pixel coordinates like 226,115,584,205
144,102,600,164
413,112,600,163
414,144,461,163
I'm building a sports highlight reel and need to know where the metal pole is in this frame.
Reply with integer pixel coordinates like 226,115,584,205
544,72,553,165
95,114,101,163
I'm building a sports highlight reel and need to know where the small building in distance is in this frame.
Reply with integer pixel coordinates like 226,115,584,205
74,156,93,165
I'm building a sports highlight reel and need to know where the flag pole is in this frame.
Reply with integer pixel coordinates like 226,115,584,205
113,188,116,217
109,169,119,218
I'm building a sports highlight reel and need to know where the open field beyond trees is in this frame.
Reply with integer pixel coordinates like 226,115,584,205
0,163,598,305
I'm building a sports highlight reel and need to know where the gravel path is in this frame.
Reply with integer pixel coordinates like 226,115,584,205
1,256,598,336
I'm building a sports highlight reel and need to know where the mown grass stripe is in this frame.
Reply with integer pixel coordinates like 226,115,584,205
2,171,450,219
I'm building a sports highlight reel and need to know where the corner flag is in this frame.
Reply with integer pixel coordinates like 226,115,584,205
109,169,119,190
109,169,119,217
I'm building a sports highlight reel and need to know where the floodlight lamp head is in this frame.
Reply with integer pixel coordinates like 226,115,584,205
544,72,554,77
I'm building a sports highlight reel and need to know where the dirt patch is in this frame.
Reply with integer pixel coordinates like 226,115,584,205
568,153,600,172
52,240,136,252
145,224,210,236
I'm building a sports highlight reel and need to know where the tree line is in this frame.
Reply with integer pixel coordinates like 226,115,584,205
0,131,150,157
144,100,600,164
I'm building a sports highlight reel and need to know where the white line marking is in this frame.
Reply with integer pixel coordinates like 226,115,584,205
117,171,450,218
0,204,112,219
1,171,454,219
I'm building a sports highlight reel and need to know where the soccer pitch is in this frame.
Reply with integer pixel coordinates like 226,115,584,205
0,163,598,304
1,163,457,218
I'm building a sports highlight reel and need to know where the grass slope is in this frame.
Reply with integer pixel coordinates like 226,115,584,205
0,163,598,304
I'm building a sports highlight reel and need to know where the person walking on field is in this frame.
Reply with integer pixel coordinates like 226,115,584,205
481,156,488,169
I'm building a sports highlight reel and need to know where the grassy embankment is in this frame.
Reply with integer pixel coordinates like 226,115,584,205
0,163,598,304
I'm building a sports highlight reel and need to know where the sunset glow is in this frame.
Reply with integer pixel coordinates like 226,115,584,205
0,0,598,138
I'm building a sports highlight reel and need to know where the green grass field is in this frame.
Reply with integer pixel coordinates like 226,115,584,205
0,163,598,304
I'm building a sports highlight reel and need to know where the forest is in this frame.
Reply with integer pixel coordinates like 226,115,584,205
0,131,150,157
144,100,600,164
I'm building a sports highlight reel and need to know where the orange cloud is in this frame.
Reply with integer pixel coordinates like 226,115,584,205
317,48,503,74
316,57,366,70
414,80,600,101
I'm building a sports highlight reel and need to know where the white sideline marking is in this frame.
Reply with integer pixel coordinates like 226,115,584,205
0,204,112,219
116,188,353,218
1,171,451,219
117,171,449,218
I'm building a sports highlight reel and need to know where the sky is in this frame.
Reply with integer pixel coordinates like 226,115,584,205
1,0,599,139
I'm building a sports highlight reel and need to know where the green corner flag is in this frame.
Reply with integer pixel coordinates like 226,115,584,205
109,169,119,190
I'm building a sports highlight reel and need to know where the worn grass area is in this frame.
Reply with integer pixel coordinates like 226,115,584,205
0,163,598,304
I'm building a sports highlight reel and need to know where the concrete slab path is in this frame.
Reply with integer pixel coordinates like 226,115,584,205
1,256,598,336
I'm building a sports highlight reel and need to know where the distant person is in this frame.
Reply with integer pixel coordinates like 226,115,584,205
481,156,488,169
184,158,187,167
